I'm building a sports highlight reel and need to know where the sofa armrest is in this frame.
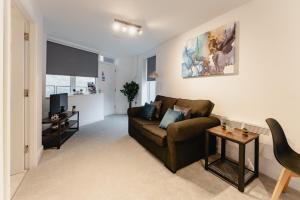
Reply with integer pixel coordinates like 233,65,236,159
127,106,143,117
167,116,220,142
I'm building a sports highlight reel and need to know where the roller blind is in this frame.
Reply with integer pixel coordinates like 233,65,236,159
147,56,156,81
47,41,99,77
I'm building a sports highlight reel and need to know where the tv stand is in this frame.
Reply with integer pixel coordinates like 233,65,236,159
42,111,79,149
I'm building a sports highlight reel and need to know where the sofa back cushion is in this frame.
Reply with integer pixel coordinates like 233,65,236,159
174,105,192,120
151,100,162,119
155,95,177,119
175,98,214,118
141,103,156,120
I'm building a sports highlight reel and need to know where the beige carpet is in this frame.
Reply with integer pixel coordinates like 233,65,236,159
13,115,300,200
11,171,26,198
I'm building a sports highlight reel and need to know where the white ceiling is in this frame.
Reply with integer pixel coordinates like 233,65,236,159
39,0,250,57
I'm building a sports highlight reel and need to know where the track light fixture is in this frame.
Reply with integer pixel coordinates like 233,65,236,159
112,19,143,36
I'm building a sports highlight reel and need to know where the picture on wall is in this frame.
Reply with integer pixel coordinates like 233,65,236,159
182,22,237,78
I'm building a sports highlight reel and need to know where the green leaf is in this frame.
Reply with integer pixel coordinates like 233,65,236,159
120,81,139,103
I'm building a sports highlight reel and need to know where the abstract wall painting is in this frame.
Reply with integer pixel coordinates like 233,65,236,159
182,22,237,78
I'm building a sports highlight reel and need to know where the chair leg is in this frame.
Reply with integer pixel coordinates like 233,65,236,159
271,168,292,200
282,176,291,193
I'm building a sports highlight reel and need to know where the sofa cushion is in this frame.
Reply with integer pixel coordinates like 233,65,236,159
130,117,160,129
175,99,214,118
174,105,192,120
141,103,156,120
141,124,167,146
155,95,177,119
159,108,184,129
151,100,162,119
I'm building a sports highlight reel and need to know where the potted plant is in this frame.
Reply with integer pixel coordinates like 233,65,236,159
120,81,139,108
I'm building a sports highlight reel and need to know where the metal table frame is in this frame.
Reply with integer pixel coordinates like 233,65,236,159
205,129,259,192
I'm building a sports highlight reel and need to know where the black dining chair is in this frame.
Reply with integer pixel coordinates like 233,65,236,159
266,118,300,200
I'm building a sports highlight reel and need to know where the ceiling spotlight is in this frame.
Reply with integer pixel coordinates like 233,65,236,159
112,19,142,37
112,21,121,31
121,26,127,32
129,27,137,36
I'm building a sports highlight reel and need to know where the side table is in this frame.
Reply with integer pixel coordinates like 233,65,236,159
205,126,259,192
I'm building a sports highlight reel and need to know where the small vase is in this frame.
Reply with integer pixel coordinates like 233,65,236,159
72,106,76,112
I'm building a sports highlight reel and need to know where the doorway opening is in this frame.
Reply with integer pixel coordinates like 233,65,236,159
98,61,116,116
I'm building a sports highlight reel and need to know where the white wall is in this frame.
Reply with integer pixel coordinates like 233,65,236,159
148,0,300,190
2,0,11,198
0,0,6,198
115,56,139,114
68,94,104,125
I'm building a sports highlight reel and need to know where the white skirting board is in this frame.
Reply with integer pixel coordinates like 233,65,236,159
37,146,44,164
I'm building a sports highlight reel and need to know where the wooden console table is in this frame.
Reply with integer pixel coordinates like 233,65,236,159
205,126,259,192
42,111,79,149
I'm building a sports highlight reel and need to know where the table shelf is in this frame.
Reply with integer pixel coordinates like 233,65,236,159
207,158,255,186
42,111,79,149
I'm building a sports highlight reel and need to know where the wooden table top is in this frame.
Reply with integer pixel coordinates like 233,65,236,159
206,126,259,144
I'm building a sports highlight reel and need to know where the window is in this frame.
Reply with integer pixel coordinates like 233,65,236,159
147,81,156,102
46,75,96,97
46,75,71,97
146,56,156,102
75,76,96,93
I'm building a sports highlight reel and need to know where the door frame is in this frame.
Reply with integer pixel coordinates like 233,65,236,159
1,0,7,199
10,3,30,175
2,0,42,199
23,15,30,170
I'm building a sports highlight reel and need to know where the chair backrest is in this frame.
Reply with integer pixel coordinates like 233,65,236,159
266,118,291,161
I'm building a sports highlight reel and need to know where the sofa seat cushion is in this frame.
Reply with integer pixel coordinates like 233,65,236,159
141,124,167,146
130,117,160,129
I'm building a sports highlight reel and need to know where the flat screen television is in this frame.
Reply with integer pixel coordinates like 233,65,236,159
49,93,68,116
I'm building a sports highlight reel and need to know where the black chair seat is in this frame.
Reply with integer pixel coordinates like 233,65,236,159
278,150,300,175
266,118,300,176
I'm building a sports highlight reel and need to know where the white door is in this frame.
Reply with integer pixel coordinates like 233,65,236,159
10,6,27,175
98,62,116,116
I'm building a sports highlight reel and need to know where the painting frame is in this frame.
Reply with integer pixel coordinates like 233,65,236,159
182,22,238,78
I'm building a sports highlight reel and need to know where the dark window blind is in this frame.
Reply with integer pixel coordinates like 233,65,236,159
147,56,156,81
47,41,99,77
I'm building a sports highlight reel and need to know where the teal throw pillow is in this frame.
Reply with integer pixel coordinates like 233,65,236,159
159,108,184,129
141,103,156,120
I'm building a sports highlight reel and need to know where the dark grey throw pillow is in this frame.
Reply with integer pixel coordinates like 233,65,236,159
141,103,156,120
151,100,162,119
